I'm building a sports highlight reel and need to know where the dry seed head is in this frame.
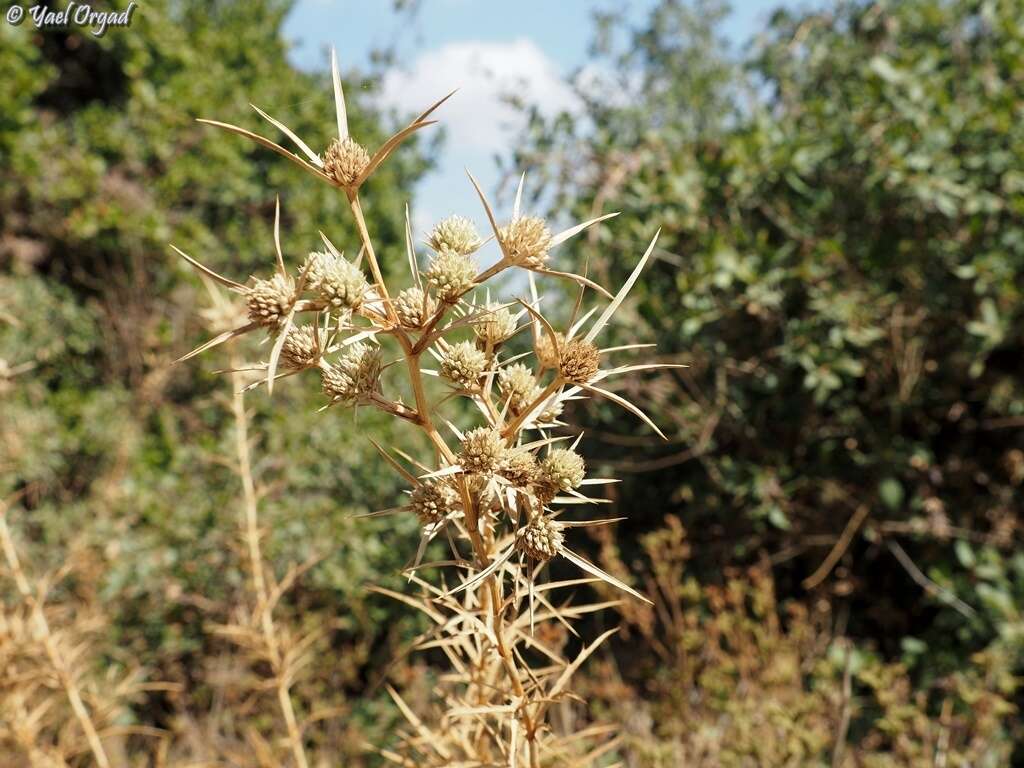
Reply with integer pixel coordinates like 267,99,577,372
534,331,565,370
313,254,369,311
517,516,564,561
280,325,322,369
459,427,506,474
323,136,370,187
558,338,601,384
426,215,482,255
246,273,295,327
497,363,537,413
472,303,517,345
499,447,538,487
320,342,382,406
410,479,459,526
499,216,552,269
426,249,476,303
537,448,586,500
394,286,437,328
439,340,487,391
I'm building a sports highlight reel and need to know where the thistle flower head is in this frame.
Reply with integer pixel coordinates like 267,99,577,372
320,342,382,406
534,331,565,370
280,325,322,370
410,479,459,526
459,427,506,474
499,447,538,487
323,136,370,187
427,215,482,255
472,303,517,345
537,448,585,499
394,286,437,328
499,216,552,269
300,250,330,288
426,249,476,303
439,340,487,391
246,273,296,327
308,252,368,311
558,338,601,384
497,363,537,413
517,516,564,561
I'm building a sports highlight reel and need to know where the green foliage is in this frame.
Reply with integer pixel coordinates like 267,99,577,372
514,0,1023,755
1,0,432,755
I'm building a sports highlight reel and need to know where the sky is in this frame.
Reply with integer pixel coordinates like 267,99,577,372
282,0,787,241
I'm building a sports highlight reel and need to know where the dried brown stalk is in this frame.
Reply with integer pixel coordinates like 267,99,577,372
229,357,309,768
196,284,313,768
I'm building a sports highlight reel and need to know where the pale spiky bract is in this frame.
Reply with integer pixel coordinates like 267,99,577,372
175,51,679,767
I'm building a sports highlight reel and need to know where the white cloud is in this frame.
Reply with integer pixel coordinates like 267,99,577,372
377,39,579,259
378,38,579,152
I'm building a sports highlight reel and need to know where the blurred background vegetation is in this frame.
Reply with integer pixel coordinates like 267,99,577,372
1,0,1021,765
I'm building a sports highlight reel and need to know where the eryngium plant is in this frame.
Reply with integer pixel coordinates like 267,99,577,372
174,48,680,767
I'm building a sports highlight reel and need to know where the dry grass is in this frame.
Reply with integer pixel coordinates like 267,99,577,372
0,495,156,766
581,516,1017,767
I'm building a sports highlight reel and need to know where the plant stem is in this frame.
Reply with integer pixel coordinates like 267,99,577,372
229,360,310,768
0,499,112,768
343,183,535,763
528,734,540,768
474,258,509,286
347,191,396,324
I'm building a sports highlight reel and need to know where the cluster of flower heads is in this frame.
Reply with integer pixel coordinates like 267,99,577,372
174,46,682,765
175,189,671,577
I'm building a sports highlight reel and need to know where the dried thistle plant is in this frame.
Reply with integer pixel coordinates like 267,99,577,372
174,47,681,767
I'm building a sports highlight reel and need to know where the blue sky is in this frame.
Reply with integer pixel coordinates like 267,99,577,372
282,0,787,240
